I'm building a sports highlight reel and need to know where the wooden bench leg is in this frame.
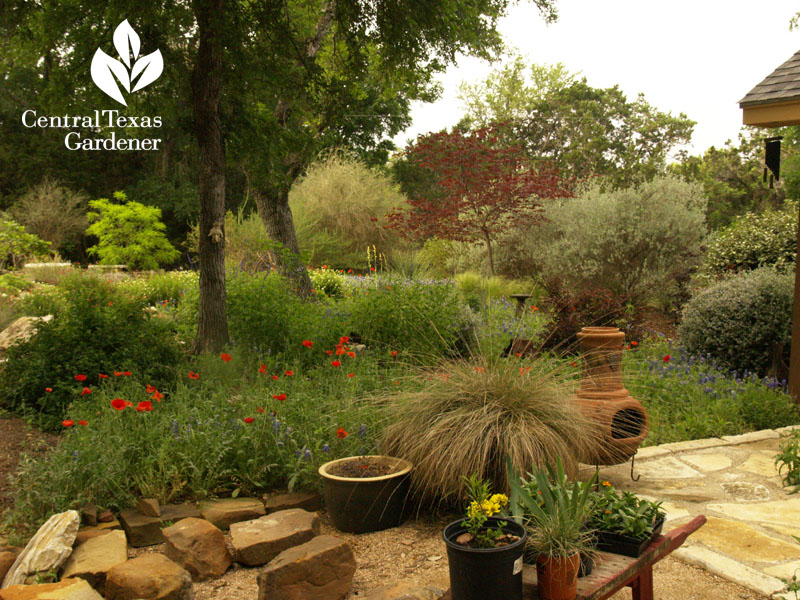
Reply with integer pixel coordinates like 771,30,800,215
631,564,654,600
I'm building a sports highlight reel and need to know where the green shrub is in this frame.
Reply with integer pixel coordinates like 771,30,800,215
0,274,184,430
701,202,797,277
679,267,793,376
0,273,33,295
471,296,550,358
345,275,469,359
309,267,347,299
0,217,51,270
116,271,198,306
290,151,409,269
86,192,180,270
529,176,707,305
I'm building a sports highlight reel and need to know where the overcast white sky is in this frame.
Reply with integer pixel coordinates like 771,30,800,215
393,0,800,158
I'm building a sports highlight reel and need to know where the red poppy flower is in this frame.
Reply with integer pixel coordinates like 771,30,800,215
347,373,355,378
347,351,356,358
285,370,294,376
335,348,346,355
331,360,341,367
663,354,671,362
339,336,350,344
136,401,153,412
74,374,87,382
80,387,92,396
325,350,333,355
302,340,313,348
390,350,398,357
220,353,232,363
244,417,254,424
474,366,485,373
151,390,164,402
337,427,349,438
146,384,157,394
256,407,265,413
631,341,639,347
514,352,522,358
78,420,88,426
122,371,131,376
271,375,279,381
530,306,539,311
98,373,109,379
125,400,133,407
258,364,267,374
188,371,200,380
370,267,375,272
272,393,287,401
111,398,127,410
114,371,124,377
62,419,74,427
347,269,353,273
45,387,53,393
570,361,577,367
519,367,531,374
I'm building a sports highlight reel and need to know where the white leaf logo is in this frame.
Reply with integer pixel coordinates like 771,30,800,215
91,19,163,106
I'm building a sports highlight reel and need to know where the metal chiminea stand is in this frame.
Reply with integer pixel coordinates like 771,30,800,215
576,327,649,465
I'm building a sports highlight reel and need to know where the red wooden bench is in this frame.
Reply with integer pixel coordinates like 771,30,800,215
442,515,706,600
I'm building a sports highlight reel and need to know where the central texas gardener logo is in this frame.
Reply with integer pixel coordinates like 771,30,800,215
91,19,163,106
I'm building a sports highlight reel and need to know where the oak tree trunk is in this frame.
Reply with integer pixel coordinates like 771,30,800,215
254,186,312,297
191,0,229,353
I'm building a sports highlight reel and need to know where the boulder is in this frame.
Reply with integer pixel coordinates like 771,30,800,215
230,509,319,567
136,499,161,518
0,577,103,600
197,498,265,531
2,510,79,588
105,554,193,600
257,535,355,600
60,529,127,595
160,504,201,524
118,510,162,548
365,582,445,600
0,554,16,587
0,316,52,358
264,492,323,514
162,518,231,581
97,511,115,523
79,504,97,527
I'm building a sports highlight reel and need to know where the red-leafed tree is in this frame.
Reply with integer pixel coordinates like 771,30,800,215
388,126,572,276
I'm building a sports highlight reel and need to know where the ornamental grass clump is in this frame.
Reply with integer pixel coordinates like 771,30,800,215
378,356,603,507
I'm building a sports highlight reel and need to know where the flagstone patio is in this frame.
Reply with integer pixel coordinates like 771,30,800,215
584,426,800,599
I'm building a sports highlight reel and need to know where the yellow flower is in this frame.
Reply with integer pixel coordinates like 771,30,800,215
467,501,483,519
489,494,509,507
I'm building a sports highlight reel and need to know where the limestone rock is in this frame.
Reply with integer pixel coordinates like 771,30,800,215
230,509,319,567
0,577,103,600
60,529,127,594
264,492,323,514
162,518,231,581
137,499,161,518
160,504,201,524
197,498,265,531
105,554,193,600
0,316,52,357
257,535,355,600
2,510,79,588
74,529,112,547
365,582,445,600
118,510,163,548
96,518,121,531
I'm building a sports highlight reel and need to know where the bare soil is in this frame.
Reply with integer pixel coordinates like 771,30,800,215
0,417,774,599
326,456,398,478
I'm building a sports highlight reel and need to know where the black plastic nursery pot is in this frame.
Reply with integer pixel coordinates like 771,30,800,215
318,455,413,534
594,516,665,557
443,517,528,600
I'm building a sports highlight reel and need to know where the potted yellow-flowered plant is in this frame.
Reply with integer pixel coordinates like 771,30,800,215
442,475,528,600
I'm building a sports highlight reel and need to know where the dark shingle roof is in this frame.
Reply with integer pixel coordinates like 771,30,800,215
739,49,800,107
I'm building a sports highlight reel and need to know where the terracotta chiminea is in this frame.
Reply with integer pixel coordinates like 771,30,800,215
576,327,648,465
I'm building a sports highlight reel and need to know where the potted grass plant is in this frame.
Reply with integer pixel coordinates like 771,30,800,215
587,481,665,557
508,457,597,600
442,474,528,600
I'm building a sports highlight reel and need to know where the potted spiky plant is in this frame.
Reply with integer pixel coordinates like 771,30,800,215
508,457,597,600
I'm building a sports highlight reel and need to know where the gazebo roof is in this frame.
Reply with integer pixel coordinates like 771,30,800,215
739,49,800,126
